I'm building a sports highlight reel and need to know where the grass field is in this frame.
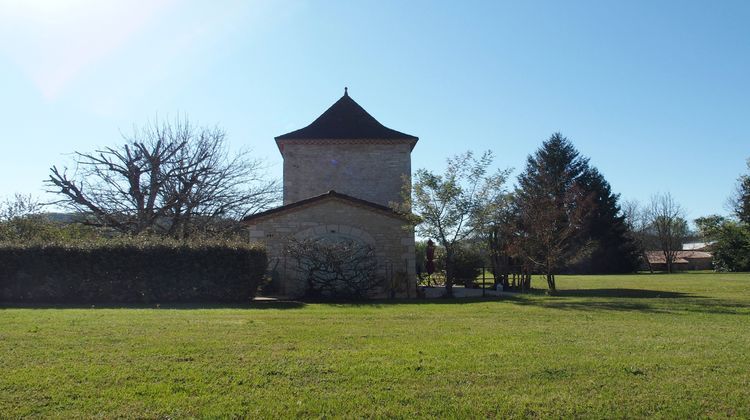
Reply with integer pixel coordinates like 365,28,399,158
1,273,749,418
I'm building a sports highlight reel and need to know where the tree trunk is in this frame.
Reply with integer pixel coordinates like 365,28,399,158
524,272,531,292
443,241,455,297
490,254,509,291
664,250,672,274
444,248,455,297
546,273,556,291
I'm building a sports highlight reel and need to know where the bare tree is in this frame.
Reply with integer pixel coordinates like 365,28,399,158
1,194,43,241
0,194,99,242
647,192,688,273
0,194,42,221
622,199,652,272
471,191,515,290
285,237,382,299
515,182,594,291
47,116,279,238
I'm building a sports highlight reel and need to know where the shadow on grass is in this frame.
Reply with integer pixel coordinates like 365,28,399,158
327,293,677,313
500,290,748,316
0,301,307,310
501,295,674,314
329,297,505,308
1,296,514,310
333,287,747,316
3,289,746,316
555,288,693,299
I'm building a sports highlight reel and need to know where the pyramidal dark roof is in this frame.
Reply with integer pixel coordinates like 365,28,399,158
275,89,418,141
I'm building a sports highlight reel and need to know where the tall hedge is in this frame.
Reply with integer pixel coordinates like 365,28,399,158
0,242,267,303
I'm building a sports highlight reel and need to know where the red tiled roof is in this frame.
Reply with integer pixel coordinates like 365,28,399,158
645,250,712,264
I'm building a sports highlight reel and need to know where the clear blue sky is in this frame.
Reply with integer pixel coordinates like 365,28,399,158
1,0,748,222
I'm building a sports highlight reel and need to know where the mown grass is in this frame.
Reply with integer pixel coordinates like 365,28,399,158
1,273,749,418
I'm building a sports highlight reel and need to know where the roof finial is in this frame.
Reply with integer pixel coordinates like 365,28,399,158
344,86,348,96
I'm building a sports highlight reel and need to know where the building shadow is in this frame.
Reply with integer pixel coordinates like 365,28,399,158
246,300,307,310
2,290,746,316
0,301,307,310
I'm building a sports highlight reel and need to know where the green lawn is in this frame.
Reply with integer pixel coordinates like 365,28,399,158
2,273,749,418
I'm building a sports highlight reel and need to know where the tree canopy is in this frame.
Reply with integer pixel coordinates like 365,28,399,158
513,133,594,290
406,150,510,296
647,193,688,273
732,159,750,224
512,133,640,290
695,215,750,272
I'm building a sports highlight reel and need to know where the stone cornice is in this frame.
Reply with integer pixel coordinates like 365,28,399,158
275,138,418,154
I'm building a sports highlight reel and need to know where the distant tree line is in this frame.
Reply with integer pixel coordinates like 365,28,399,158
407,133,643,294
694,159,750,272
0,194,99,243
408,133,748,294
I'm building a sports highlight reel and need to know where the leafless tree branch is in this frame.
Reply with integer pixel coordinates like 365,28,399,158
47,115,280,238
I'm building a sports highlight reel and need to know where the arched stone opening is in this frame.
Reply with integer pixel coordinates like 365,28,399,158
283,224,386,299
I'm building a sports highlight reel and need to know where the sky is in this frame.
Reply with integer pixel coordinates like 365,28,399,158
1,0,748,223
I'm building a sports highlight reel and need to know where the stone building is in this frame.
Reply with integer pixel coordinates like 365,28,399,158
243,89,418,298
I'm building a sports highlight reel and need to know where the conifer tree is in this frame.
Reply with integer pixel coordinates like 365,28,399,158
514,133,639,290
577,167,641,273
514,133,593,291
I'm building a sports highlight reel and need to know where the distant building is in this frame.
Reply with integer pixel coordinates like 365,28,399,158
644,250,713,271
681,241,715,252
243,89,417,298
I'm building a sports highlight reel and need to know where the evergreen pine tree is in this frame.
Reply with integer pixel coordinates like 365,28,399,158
577,167,641,273
514,133,639,281
514,133,592,290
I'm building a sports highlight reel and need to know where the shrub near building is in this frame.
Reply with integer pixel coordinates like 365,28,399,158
0,239,267,303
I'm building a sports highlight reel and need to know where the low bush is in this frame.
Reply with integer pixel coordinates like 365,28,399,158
453,248,484,285
0,239,267,303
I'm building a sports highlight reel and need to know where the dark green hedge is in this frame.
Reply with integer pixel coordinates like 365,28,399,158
0,242,267,303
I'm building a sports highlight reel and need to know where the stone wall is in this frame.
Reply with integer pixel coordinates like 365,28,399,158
245,198,416,298
281,141,412,207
